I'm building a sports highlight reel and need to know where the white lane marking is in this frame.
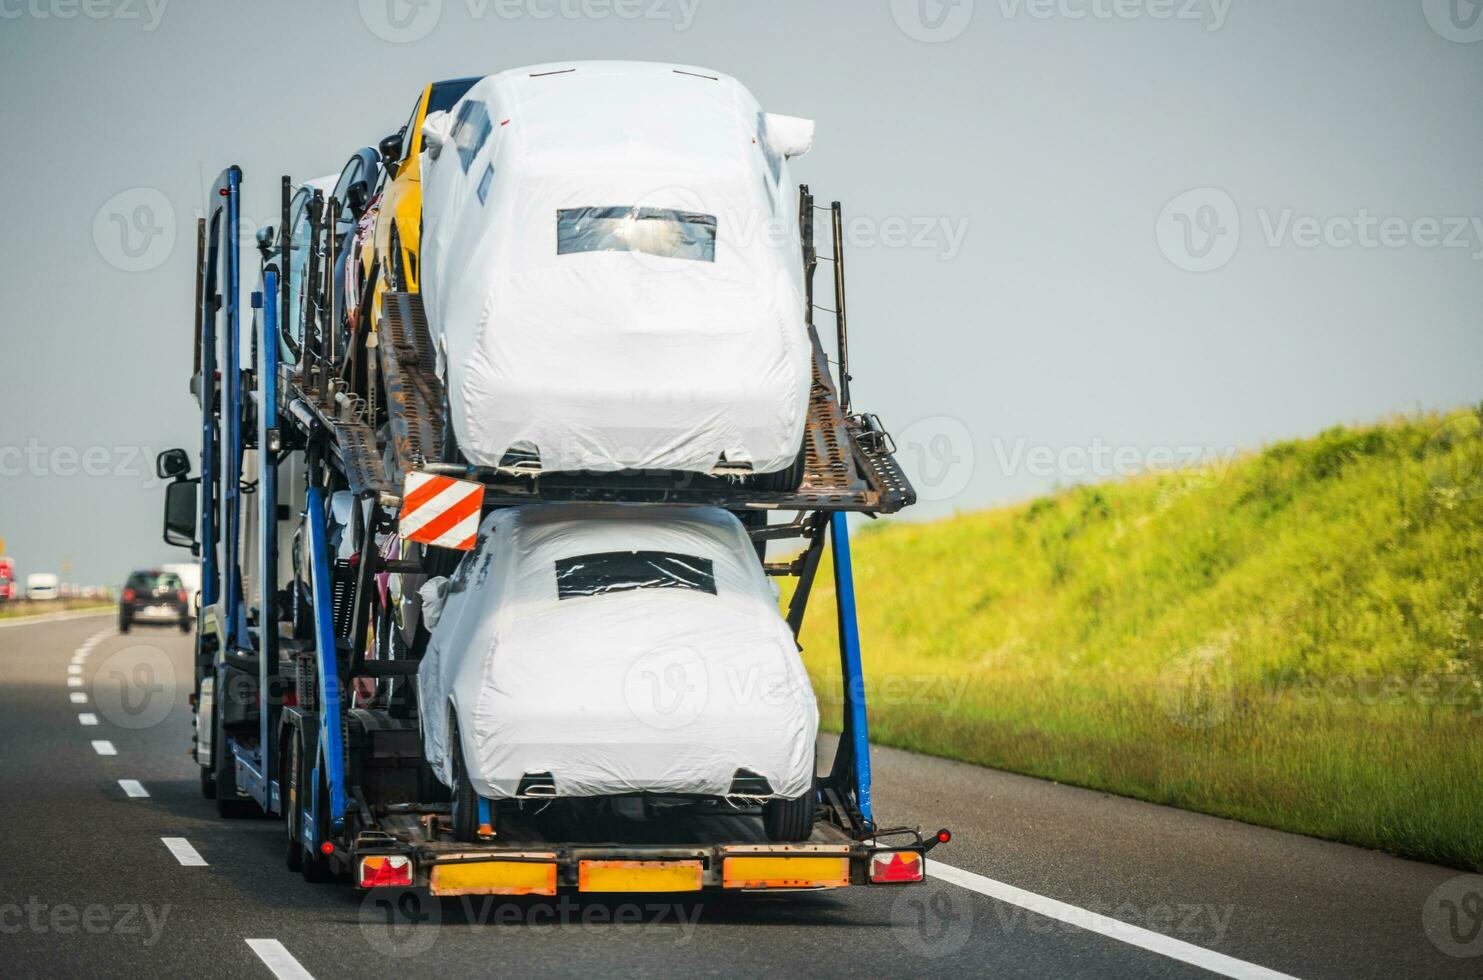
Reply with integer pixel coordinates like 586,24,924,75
245,939,315,980
78,713,99,726
91,740,116,756
70,692,87,704
67,677,82,688
161,837,207,867
118,779,149,798
67,664,82,675
929,861,1301,980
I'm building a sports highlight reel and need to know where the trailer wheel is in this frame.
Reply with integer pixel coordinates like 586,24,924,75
284,729,303,871
299,756,336,883
214,689,260,818
763,793,815,842
199,762,215,800
450,717,480,843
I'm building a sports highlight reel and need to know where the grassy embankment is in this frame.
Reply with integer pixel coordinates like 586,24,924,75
795,407,1483,869
0,599,114,620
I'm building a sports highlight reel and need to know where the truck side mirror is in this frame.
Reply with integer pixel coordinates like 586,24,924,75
156,448,191,481
164,478,199,552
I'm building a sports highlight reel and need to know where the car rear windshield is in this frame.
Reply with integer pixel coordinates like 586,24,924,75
555,551,716,600
556,207,717,262
127,572,183,591
427,78,478,115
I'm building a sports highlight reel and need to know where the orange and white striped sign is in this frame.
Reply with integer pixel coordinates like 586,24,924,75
398,472,484,550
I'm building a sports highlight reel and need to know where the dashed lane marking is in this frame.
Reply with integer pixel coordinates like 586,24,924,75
245,939,315,979
161,837,207,867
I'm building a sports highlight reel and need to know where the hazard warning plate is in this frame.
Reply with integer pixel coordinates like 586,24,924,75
399,472,484,550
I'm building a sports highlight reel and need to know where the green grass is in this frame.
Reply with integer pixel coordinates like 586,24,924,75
0,599,113,620
794,406,1483,869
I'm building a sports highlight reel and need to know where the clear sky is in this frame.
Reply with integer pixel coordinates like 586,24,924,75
0,0,1479,587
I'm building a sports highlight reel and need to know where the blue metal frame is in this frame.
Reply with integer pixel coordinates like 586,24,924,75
830,511,873,827
305,483,348,833
198,174,239,614
217,167,248,654
258,271,281,813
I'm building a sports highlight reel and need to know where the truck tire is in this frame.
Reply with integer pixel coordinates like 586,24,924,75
753,442,808,493
214,691,260,818
299,762,335,883
284,729,303,872
763,793,814,843
450,717,480,843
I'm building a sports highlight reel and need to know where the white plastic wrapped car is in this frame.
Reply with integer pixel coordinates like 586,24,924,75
417,503,820,840
419,61,816,481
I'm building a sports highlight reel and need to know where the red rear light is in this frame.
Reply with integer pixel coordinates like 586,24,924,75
122,588,136,602
178,590,188,603
869,850,925,884
359,855,413,888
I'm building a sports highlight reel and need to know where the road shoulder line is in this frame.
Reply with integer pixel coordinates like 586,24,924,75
929,860,1300,980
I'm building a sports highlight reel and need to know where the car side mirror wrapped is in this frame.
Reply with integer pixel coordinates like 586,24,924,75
764,113,814,159
422,110,453,160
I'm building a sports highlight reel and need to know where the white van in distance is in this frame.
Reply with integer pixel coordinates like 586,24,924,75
26,573,60,601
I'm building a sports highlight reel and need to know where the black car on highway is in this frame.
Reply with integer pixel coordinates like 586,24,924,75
119,569,190,633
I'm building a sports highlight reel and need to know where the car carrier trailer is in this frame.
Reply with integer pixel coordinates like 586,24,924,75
156,164,949,896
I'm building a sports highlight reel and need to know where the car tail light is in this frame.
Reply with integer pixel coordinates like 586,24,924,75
359,854,413,888
869,850,925,884
177,590,188,603
122,588,136,602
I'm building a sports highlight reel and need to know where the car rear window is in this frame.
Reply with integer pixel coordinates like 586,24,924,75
451,99,492,172
556,207,717,263
127,572,183,591
555,551,716,600
427,78,478,115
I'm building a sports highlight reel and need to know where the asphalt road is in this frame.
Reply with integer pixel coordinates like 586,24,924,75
1,612,1478,978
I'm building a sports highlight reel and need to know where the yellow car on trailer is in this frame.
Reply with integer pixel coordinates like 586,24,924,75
371,76,479,299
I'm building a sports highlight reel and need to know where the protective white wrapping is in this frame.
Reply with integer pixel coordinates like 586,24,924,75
418,504,818,800
420,61,813,474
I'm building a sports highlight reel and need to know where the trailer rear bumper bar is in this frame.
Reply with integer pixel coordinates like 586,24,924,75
350,838,934,894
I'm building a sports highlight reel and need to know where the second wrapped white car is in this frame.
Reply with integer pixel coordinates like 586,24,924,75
417,503,821,841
